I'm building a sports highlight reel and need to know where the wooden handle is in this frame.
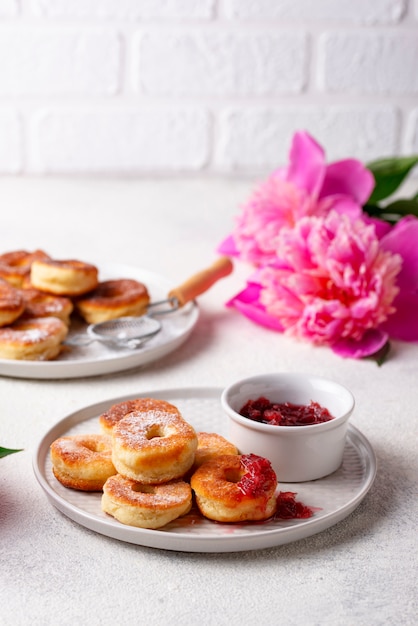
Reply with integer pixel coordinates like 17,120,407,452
168,256,233,307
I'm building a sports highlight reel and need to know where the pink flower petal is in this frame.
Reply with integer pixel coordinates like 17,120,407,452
365,217,392,239
332,328,389,358
320,159,375,205
380,291,418,341
320,195,363,220
256,212,402,346
217,234,239,257
381,216,418,290
226,284,284,331
286,131,325,198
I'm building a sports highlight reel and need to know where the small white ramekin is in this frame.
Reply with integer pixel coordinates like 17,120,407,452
221,372,355,483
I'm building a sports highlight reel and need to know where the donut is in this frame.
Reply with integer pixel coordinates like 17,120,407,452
76,279,150,324
0,249,51,287
0,279,25,327
102,475,192,529
30,259,99,296
0,316,68,360
193,432,239,469
51,434,116,491
19,288,74,325
111,398,198,484
98,398,151,435
191,454,277,523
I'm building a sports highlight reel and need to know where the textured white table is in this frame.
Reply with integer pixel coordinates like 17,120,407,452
1,178,417,626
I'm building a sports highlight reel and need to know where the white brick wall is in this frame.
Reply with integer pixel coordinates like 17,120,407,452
0,0,416,176
137,31,308,95
30,108,210,172
0,27,120,95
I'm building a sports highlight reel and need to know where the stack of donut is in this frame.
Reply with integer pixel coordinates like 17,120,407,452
50,398,278,530
0,249,150,361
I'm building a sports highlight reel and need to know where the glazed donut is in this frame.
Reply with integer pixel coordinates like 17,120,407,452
102,475,192,529
193,432,239,469
30,259,99,296
0,316,68,360
19,288,74,325
0,279,25,327
0,249,51,287
191,454,277,523
111,398,198,484
76,279,150,324
98,398,151,435
51,434,116,491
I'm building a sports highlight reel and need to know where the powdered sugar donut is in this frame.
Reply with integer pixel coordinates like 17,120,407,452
0,249,51,287
193,432,239,469
99,398,151,435
102,474,192,529
30,259,99,296
0,316,68,360
111,398,198,484
20,288,73,325
51,434,116,491
76,279,150,324
0,279,24,327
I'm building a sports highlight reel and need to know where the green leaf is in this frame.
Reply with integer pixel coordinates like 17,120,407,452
367,341,391,366
0,446,23,458
363,196,418,224
367,155,418,204
362,204,399,224
362,203,385,217
382,198,418,218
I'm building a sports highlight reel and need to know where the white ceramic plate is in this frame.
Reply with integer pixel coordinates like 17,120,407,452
0,263,199,379
33,387,377,553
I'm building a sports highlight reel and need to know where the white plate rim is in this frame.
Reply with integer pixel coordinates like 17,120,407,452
0,263,199,380
33,387,377,553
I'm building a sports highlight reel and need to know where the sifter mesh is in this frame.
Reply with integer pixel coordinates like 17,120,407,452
90,316,161,341
65,316,161,349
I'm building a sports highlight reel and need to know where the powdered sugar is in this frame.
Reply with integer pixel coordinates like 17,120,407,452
114,410,193,448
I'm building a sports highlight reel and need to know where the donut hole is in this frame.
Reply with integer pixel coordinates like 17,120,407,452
82,440,104,453
145,424,165,440
224,468,243,484
103,284,122,297
131,484,156,494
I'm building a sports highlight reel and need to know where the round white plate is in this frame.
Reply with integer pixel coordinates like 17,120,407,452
0,263,199,379
33,387,377,553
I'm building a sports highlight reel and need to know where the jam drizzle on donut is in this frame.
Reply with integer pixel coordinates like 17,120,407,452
238,455,316,520
238,453,277,498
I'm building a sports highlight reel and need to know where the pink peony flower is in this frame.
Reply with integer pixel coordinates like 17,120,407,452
378,216,418,342
219,131,375,266
226,212,418,358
